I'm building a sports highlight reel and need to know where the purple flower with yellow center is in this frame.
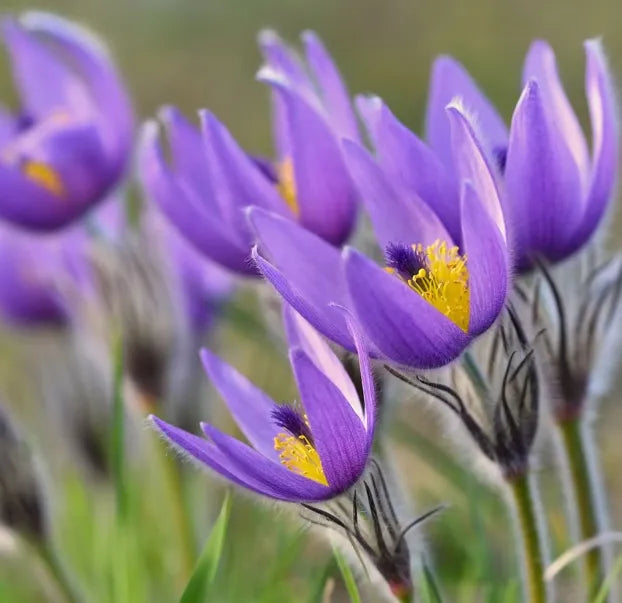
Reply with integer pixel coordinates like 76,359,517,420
249,102,509,369
150,308,376,501
425,39,617,269
138,30,358,275
0,12,133,231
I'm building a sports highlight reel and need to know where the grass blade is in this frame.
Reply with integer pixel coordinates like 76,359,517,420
110,330,127,522
421,560,444,603
333,545,362,603
180,492,232,603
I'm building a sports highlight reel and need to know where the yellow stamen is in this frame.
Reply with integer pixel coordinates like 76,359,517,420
274,433,328,485
276,157,299,216
400,240,470,332
22,160,65,197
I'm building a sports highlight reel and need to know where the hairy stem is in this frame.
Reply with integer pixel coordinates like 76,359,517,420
558,416,607,598
509,473,548,603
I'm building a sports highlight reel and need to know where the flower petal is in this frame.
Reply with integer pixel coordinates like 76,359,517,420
0,224,70,325
1,17,91,120
199,110,286,223
357,97,460,242
201,422,332,501
0,121,108,229
302,31,359,143
248,207,353,348
344,248,470,368
200,348,280,461
138,122,253,274
426,55,508,171
159,106,214,197
0,106,17,147
258,30,314,158
523,40,589,189
19,11,133,171
343,138,451,250
283,305,362,421
446,104,506,240
505,80,583,267
258,29,312,95
570,39,619,251
290,348,367,493
460,182,508,335
257,73,357,246
151,416,316,501
339,308,377,446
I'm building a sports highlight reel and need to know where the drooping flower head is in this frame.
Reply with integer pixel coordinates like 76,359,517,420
151,307,376,502
425,39,617,270
138,30,358,276
0,12,133,230
249,100,509,369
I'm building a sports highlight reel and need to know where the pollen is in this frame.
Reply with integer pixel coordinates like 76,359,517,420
274,432,328,485
276,157,299,216
22,160,65,197
389,240,470,332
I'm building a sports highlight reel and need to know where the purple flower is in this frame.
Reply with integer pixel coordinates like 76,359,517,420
0,12,133,231
0,217,89,327
150,308,376,502
425,39,617,269
138,30,358,276
148,210,235,335
249,102,509,369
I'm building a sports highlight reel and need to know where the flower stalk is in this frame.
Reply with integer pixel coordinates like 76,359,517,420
509,473,547,603
558,416,606,597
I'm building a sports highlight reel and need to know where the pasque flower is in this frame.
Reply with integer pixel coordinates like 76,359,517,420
0,217,89,327
0,12,133,230
250,102,509,369
150,211,234,336
151,307,376,502
425,39,617,269
138,30,358,275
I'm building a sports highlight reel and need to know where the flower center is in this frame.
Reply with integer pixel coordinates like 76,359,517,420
273,433,328,485
276,157,299,216
271,406,327,485
385,240,470,332
22,160,65,196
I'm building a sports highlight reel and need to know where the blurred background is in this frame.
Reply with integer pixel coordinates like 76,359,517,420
1,0,622,601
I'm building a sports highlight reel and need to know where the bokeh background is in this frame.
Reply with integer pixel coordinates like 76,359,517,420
1,0,622,601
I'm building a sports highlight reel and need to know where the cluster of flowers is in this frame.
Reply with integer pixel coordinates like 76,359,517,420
1,10,620,603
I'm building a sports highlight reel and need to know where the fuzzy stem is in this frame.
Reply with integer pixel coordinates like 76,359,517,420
34,541,82,603
557,416,607,597
509,473,548,603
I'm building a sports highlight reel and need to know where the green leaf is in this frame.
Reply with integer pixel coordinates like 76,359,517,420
180,492,232,603
333,546,362,603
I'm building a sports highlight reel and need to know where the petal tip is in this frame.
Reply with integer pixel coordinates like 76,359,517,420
257,28,281,48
